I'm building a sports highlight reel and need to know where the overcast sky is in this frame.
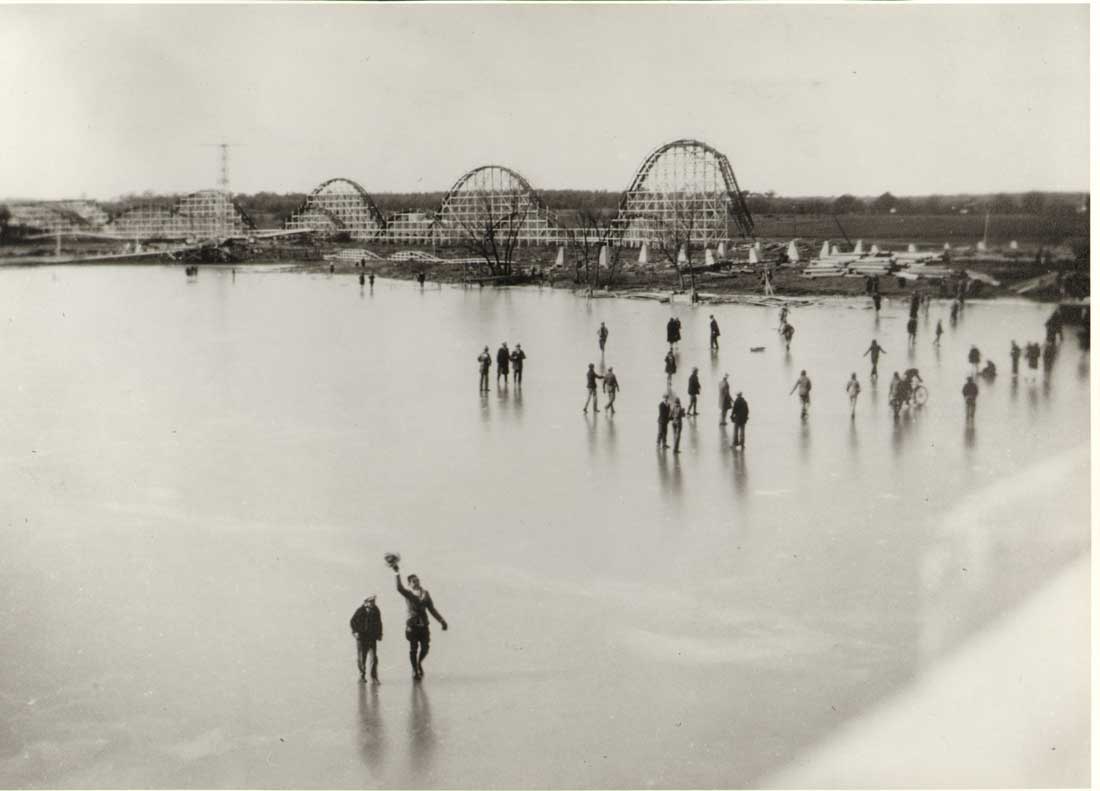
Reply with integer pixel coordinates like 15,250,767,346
0,3,1089,200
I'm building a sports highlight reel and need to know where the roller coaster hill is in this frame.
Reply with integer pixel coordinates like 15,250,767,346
1,139,758,270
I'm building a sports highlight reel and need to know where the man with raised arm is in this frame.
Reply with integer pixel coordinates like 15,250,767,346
395,566,448,681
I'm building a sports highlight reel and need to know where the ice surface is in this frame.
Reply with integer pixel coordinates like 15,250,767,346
0,267,1088,787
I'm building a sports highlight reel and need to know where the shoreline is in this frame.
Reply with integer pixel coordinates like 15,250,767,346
0,254,1080,304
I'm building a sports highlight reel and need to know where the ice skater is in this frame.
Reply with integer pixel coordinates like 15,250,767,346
598,321,609,352
863,339,886,378
781,321,795,351
846,372,861,417
709,315,721,350
906,316,918,345
583,363,603,413
350,595,383,683
789,370,812,418
1010,340,1021,376
933,320,943,347
603,367,620,414
664,349,677,387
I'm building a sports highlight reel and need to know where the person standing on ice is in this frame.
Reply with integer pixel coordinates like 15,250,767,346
583,363,604,413
349,595,383,684
718,373,733,425
510,344,526,387
670,397,686,454
496,342,511,386
962,376,979,422
598,322,609,352
394,568,447,681
731,391,749,448
967,345,981,375
477,346,492,392
656,394,672,449
686,367,701,416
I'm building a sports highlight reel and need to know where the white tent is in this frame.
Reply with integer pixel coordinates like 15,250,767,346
786,240,800,263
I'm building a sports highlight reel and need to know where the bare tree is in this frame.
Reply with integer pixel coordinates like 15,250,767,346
451,192,527,278
564,208,622,291
651,192,699,292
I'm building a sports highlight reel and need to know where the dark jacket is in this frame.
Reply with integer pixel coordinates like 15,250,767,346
664,354,677,375
962,381,978,401
497,347,510,369
350,604,383,641
396,576,446,629
710,319,720,337
732,396,749,424
657,400,671,424
687,373,701,395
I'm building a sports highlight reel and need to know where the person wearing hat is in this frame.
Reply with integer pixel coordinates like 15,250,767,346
583,363,604,413
477,346,492,392
686,367,701,416
510,343,526,386
603,366,620,414
709,315,720,350
350,595,383,683
731,391,749,448
496,342,511,386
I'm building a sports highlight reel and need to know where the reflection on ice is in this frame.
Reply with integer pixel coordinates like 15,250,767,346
0,268,1088,788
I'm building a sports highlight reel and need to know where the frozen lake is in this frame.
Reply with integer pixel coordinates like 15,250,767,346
0,266,1089,788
